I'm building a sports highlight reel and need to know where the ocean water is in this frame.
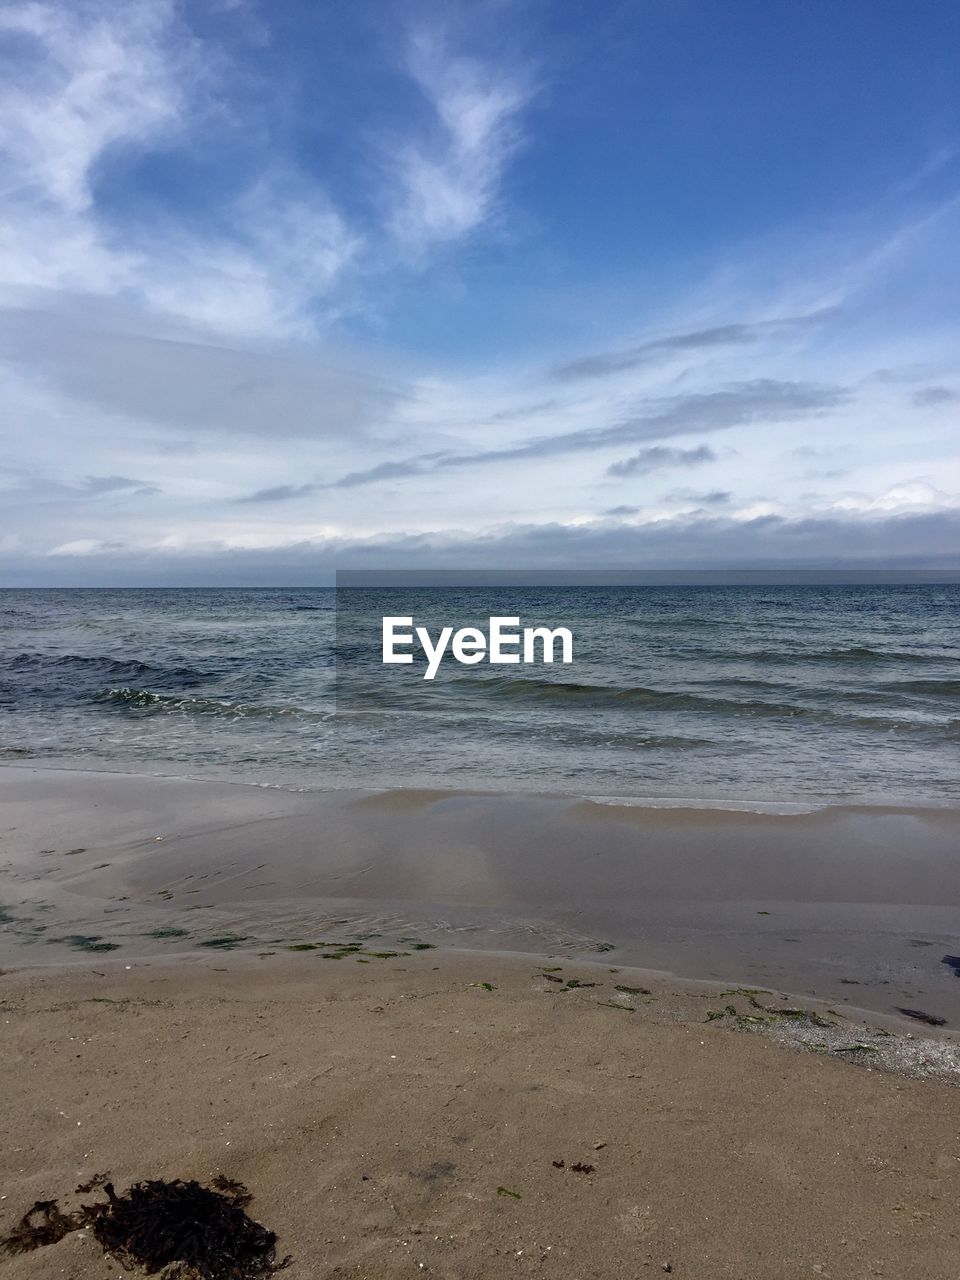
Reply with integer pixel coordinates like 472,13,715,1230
0,585,957,806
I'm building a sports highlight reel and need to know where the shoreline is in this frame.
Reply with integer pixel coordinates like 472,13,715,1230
2,764,959,1027
6,752,960,816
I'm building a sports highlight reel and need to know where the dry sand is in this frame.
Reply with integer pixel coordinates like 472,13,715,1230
2,952,960,1279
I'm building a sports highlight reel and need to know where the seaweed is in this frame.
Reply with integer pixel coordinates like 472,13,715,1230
941,954,960,977
92,1178,285,1278
285,940,374,957
75,1173,109,1194
706,1005,739,1022
770,1007,833,1028
198,935,250,951
50,934,120,953
614,984,650,996
707,999,832,1029
1,1200,76,1252
719,988,771,1006
496,1186,521,1199
896,1007,947,1027
737,989,768,1008
147,927,190,940
552,1157,599,1172
2,1176,288,1280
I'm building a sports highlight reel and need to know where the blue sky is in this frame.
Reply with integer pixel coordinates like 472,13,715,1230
0,0,958,583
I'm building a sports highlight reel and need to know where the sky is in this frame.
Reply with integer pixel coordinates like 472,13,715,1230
0,0,958,585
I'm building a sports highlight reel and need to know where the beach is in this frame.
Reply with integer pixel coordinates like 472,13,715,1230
3,951,960,1279
2,765,960,1021
2,764,960,1276
4,0,960,1271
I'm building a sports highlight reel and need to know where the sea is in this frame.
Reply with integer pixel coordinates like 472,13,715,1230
0,584,957,807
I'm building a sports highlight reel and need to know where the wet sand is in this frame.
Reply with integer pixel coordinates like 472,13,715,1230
1,764,959,1024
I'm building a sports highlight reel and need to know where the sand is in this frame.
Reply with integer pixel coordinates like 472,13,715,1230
2,953,960,1279
2,764,959,1021
3,765,960,1277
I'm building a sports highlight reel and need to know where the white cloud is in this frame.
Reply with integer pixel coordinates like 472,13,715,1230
825,481,959,516
139,177,362,339
389,28,532,252
47,538,116,556
0,4,536,342
0,0,189,299
0,302,409,441
18,507,960,583
0,0,188,215
0,1,359,339
0,4,957,581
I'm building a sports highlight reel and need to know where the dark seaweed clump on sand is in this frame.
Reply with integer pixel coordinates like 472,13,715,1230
0,1200,77,1253
1,1175,288,1279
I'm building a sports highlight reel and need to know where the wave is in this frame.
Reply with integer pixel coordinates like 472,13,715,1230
822,645,956,663
669,644,955,666
696,676,959,705
455,675,802,715
96,687,314,720
8,652,213,683
436,674,959,735
882,678,960,696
